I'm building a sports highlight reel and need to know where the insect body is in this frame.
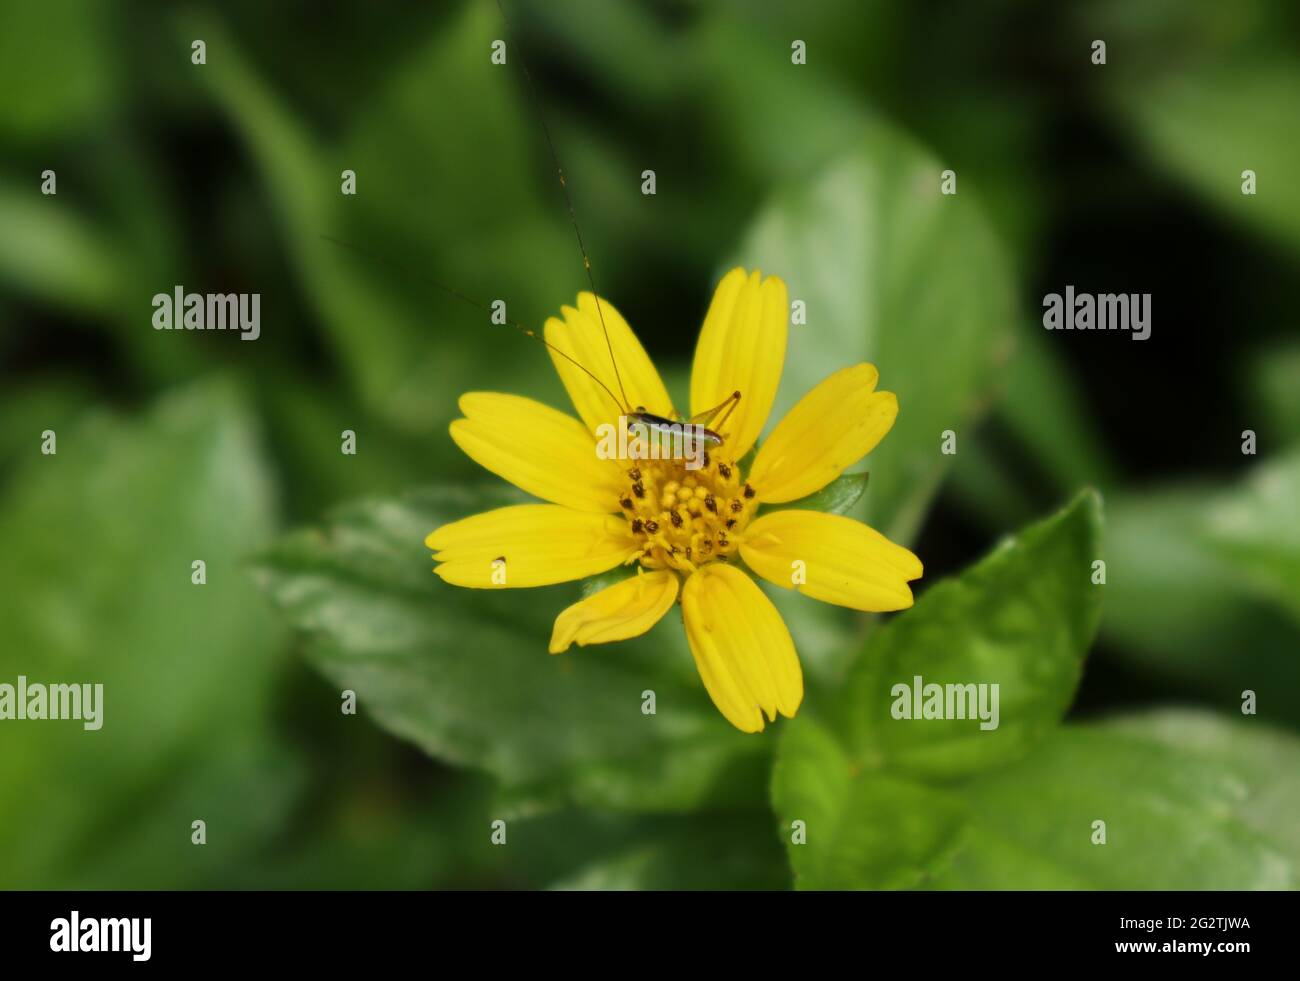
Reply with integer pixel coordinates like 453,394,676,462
627,388,742,450
629,409,720,447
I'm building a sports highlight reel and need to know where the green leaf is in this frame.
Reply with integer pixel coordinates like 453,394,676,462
231,758,504,890
999,324,1118,492
0,381,288,886
694,8,881,187
943,430,1037,530
336,0,584,429
843,489,1103,778
55,733,305,890
579,566,638,600
183,6,572,441
524,0,681,107
550,812,791,891
759,471,867,517
772,715,967,890
1247,340,1300,446
0,182,125,315
1115,57,1300,255
929,711,1300,890
342,3,559,249
1201,450,1300,620
180,13,419,430
1102,480,1300,722
950,327,1115,530
1103,709,1300,862
771,492,1103,888
252,485,770,814
0,378,92,476
257,378,432,516
731,134,1017,544
0,0,118,142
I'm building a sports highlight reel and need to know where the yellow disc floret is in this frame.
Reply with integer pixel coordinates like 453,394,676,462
618,452,758,574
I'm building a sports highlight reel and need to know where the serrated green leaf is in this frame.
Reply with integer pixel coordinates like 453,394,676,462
844,489,1103,778
929,711,1300,890
771,492,1103,888
253,485,770,814
772,715,967,890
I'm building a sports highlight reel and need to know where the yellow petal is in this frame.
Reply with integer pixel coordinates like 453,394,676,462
549,570,679,653
739,510,922,612
544,292,674,435
426,504,638,588
680,563,802,733
748,364,897,503
689,268,788,460
450,392,623,513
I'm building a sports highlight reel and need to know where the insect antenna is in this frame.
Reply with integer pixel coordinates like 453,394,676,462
319,234,628,417
494,0,631,413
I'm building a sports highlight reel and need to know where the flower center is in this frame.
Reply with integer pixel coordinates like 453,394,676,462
618,452,758,574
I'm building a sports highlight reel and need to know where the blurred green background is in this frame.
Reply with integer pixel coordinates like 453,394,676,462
2,0,1299,889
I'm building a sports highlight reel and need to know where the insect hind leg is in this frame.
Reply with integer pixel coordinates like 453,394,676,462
689,390,741,435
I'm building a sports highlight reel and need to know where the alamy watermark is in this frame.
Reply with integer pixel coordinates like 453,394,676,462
890,675,1000,731
0,676,103,730
1042,286,1150,340
595,416,708,470
50,911,150,961
152,286,260,340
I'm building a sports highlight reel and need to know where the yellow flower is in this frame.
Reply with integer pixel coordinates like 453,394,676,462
425,267,922,733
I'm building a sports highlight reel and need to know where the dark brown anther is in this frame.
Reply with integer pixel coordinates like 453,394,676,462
704,495,717,513
670,511,683,528
629,467,641,481
718,533,729,547
620,496,633,510
631,518,644,534
645,519,659,533
725,518,736,529
729,500,742,513
703,451,711,469
633,481,645,498
718,463,732,479
743,483,755,499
